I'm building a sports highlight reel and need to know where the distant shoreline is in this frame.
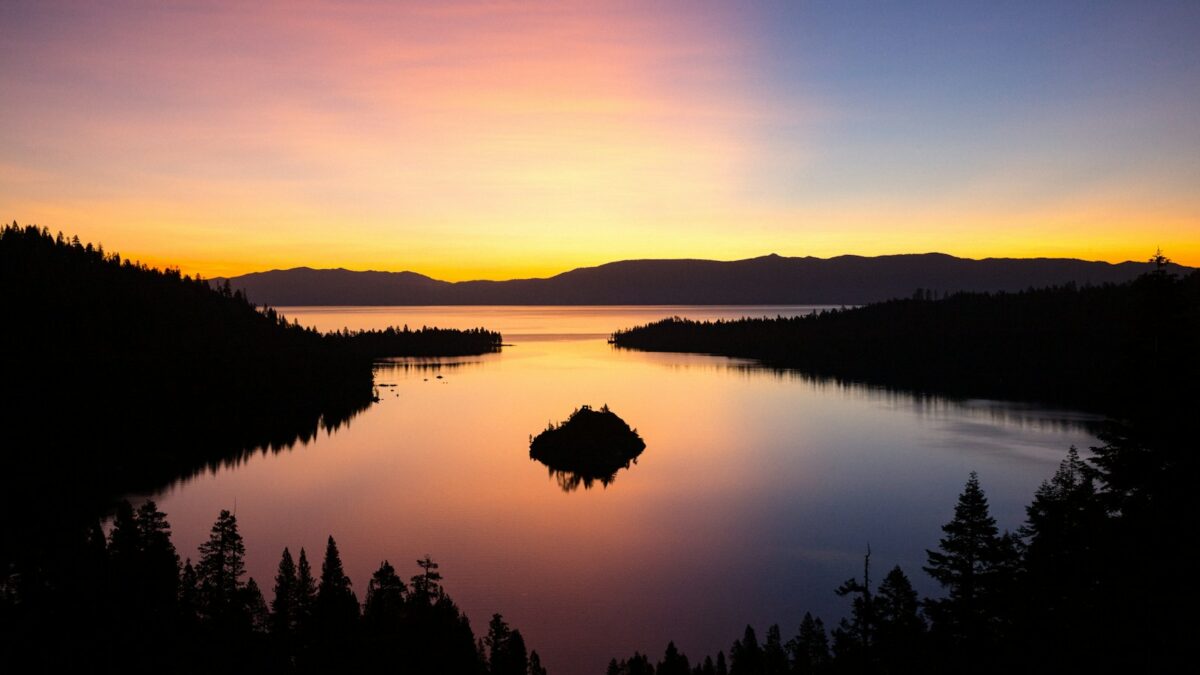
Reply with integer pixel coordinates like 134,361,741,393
214,253,1189,307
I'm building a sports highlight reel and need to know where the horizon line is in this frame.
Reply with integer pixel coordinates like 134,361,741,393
210,250,1175,283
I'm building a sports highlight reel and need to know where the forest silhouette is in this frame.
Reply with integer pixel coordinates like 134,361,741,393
612,255,1199,417
0,502,545,674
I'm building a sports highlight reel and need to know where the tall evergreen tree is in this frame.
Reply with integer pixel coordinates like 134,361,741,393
485,613,529,675
107,500,142,622
528,649,548,675
923,472,1018,668
107,500,180,626
874,566,925,673
730,625,764,675
411,555,443,603
134,500,181,614
658,640,691,675
243,578,270,633
196,509,247,627
363,559,407,631
786,612,830,674
179,558,200,625
295,547,318,633
1018,447,1108,669
316,536,359,631
271,547,297,635
1021,447,1104,590
762,626,787,675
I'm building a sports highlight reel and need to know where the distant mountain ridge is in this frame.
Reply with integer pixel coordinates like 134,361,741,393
213,253,1191,306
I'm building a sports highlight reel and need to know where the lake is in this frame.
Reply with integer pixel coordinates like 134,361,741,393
149,306,1101,674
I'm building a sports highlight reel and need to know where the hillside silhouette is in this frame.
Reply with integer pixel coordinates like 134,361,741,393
612,261,1200,416
0,224,503,555
213,253,1191,306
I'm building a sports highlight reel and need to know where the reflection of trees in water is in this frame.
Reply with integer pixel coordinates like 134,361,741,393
545,459,639,492
160,396,374,493
617,348,1103,435
374,357,492,375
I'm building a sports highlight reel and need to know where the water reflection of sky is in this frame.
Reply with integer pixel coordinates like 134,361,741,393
152,307,1102,675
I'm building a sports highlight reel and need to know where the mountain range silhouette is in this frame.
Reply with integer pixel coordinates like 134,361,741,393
213,253,1190,305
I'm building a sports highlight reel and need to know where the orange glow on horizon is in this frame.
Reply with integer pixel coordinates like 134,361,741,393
2,1,1197,279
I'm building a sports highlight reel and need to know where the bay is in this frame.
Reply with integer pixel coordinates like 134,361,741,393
151,306,1100,674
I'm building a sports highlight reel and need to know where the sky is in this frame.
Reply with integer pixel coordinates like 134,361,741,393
2,0,1198,280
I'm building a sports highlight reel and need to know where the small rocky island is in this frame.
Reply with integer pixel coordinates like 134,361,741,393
529,405,646,491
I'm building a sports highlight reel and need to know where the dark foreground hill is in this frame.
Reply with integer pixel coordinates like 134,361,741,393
0,223,505,513
214,253,1190,306
0,224,377,511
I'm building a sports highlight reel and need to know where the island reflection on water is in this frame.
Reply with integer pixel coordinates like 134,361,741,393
150,306,1101,675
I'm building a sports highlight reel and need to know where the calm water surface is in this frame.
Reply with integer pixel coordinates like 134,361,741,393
152,306,1101,674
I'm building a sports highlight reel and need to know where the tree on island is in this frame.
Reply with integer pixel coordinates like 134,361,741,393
529,404,646,491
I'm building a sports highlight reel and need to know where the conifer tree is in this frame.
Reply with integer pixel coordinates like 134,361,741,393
528,650,548,675
874,566,925,672
1022,447,1103,577
410,555,443,603
107,500,142,620
485,613,529,675
730,625,763,675
787,612,830,674
763,626,787,675
271,547,297,634
243,578,270,633
294,547,318,633
1018,447,1108,667
363,559,407,631
923,472,1018,665
658,641,691,675
196,509,247,626
179,558,200,624
135,501,180,615
316,536,359,630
